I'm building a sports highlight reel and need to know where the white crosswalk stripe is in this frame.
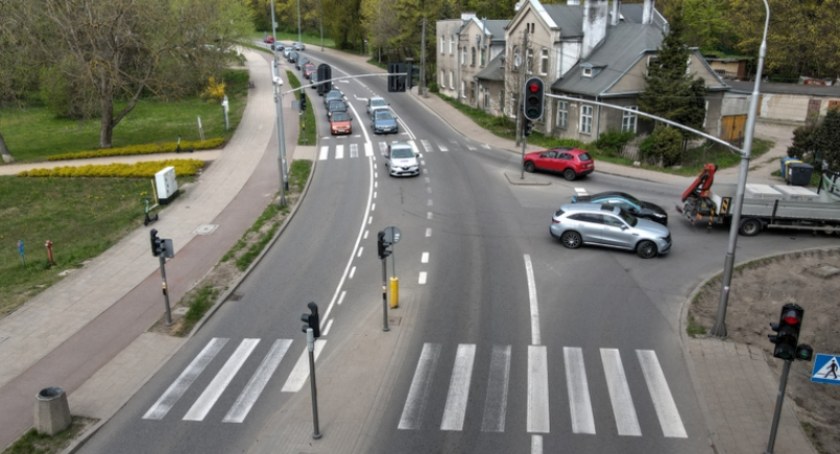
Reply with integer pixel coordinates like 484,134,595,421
183,338,260,421
420,139,433,153
223,339,293,423
335,144,344,160
397,344,687,440
349,143,359,158
315,140,462,160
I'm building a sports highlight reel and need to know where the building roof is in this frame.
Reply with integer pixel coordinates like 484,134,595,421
476,52,505,82
552,23,663,96
727,80,840,97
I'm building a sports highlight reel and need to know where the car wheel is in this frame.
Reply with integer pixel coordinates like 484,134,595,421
524,161,536,173
739,218,762,236
563,168,577,181
636,240,658,259
560,231,582,249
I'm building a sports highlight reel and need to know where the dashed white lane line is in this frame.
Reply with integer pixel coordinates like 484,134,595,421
421,252,429,263
418,272,427,285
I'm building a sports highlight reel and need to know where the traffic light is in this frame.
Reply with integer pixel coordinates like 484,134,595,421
524,119,534,136
299,95,307,112
317,64,331,94
377,230,391,259
388,63,406,92
149,229,163,257
768,303,803,360
301,302,320,338
523,77,544,121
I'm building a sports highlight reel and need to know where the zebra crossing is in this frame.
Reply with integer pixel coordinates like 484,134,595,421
317,138,456,161
142,337,324,424
398,342,687,439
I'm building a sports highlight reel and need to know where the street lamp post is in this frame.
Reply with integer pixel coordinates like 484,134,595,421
272,72,288,207
711,0,770,337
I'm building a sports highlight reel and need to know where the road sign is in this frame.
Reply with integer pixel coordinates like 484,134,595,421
811,353,840,384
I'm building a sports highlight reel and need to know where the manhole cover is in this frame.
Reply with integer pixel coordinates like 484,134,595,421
195,224,219,235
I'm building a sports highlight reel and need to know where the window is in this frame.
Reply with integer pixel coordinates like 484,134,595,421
480,45,486,66
556,101,568,129
440,70,445,87
483,89,490,109
460,80,465,98
645,56,659,77
450,35,455,55
621,106,637,133
582,67,592,77
449,70,454,89
580,104,593,134
540,48,549,75
460,47,466,65
440,35,445,54
526,48,533,73
471,47,476,66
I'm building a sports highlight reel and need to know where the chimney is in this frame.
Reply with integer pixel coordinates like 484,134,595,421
610,0,620,26
582,0,609,59
642,0,654,25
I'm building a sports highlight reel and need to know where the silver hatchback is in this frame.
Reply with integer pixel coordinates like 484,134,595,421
549,203,671,258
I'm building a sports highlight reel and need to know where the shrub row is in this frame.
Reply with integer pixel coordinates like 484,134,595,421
18,159,206,178
47,138,225,161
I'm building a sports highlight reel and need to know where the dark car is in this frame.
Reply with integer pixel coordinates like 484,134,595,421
571,191,669,226
287,50,299,63
323,89,344,105
371,109,398,134
327,99,348,118
523,147,595,181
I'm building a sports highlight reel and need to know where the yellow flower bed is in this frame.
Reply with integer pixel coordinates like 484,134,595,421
47,138,225,161
18,159,206,178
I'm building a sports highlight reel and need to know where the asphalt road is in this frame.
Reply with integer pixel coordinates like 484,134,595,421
79,48,837,454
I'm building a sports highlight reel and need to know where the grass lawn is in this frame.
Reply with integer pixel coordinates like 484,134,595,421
0,69,249,163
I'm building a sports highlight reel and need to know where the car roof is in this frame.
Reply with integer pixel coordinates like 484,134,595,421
559,203,621,215
331,112,351,121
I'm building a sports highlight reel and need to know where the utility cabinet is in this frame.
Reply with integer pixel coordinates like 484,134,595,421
155,166,179,204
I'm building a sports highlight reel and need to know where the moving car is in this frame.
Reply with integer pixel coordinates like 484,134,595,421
572,191,668,225
287,51,298,63
384,141,420,177
371,109,398,134
523,147,595,181
271,41,284,51
329,111,352,135
326,99,348,118
549,203,671,259
366,96,389,116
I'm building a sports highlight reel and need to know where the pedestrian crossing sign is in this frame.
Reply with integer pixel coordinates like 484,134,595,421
811,354,840,385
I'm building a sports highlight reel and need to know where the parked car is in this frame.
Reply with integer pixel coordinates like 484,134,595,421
384,141,421,177
309,72,320,89
295,56,309,70
302,62,316,79
323,89,344,105
327,99,348,118
287,51,299,63
263,35,275,44
366,96,389,116
572,191,669,226
371,109,398,134
549,203,671,259
523,147,594,181
293,41,306,51
329,111,353,135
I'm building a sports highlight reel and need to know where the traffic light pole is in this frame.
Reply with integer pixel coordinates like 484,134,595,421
158,254,172,326
765,359,791,454
381,256,389,332
306,327,322,439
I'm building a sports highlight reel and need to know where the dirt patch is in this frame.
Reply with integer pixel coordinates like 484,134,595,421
690,247,840,454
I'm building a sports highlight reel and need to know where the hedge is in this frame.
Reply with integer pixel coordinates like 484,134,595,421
18,159,206,178
47,138,225,161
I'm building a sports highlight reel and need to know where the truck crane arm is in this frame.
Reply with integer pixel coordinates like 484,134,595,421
681,163,718,202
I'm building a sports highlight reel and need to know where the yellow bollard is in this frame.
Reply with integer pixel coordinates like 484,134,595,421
389,276,399,308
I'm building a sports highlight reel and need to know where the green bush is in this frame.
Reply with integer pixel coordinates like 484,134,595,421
48,138,224,161
639,126,683,166
18,159,205,178
595,130,635,156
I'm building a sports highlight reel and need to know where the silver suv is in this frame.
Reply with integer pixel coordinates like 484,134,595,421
549,203,671,258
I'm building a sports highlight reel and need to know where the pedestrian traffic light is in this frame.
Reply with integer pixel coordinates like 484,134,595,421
523,77,544,121
524,119,534,136
149,229,163,257
301,301,320,338
299,95,307,112
768,303,803,360
377,230,391,259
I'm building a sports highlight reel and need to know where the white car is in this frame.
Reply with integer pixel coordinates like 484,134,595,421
384,141,420,177
366,96,389,116
293,41,305,51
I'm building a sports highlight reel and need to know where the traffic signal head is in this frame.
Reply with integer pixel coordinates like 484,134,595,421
377,230,391,259
299,95,307,112
301,301,320,337
149,229,163,257
317,64,332,94
523,77,544,121
388,63,406,92
768,303,803,361
524,119,534,136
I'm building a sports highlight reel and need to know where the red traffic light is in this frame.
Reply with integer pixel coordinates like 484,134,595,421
528,82,540,93
781,309,801,325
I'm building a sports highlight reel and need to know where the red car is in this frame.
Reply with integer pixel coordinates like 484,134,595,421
302,62,316,79
523,147,595,181
329,111,352,135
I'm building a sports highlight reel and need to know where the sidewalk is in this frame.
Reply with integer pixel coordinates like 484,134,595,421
0,45,812,454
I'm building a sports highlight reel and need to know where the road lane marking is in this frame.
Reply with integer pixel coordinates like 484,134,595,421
365,142,373,156
481,345,511,432
335,144,344,160
350,143,359,158
184,338,260,421
143,337,228,420
418,272,427,284
318,146,329,161
601,348,642,436
399,343,441,430
527,345,550,433
441,344,476,431
531,434,543,454
223,339,292,423
637,349,687,438
321,318,334,336
281,340,327,392
524,254,541,345
565,346,595,434
425,227,432,237
421,252,429,263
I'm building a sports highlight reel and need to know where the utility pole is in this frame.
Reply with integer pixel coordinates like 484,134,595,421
420,18,427,97
297,0,302,44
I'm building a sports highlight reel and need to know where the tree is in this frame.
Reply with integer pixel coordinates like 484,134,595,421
639,125,683,167
11,0,251,149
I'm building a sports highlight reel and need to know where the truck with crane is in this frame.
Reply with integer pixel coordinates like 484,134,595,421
678,163,840,236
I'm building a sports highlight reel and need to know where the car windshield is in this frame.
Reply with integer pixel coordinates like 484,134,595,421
331,112,350,122
391,147,414,159
371,99,387,108
616,209,638,226
329,101,346,110
374,110,393,120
